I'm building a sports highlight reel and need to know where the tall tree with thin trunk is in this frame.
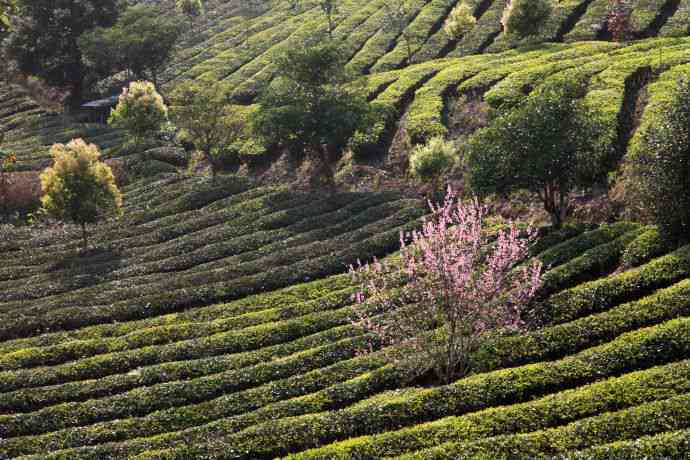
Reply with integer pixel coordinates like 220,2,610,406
251,42,374,188
318,0,339,38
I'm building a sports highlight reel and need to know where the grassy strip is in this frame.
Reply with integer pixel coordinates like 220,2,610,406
0,192,389,304
537,227,644,298
557,428,690,459
115,318,690,459
398,393,690,459
0,202,422,318
475,277,690,371
0,297,369,394
370,0,456,73
628,62,690,159
659,0,689,36
535,222,639,269
0,190,335,292
563,0,610,41
0,274,354,354
0,334,374,440
288,359,690,459
0,346,387,457
543,243,690,324
0,286,357,372
482,44,616,109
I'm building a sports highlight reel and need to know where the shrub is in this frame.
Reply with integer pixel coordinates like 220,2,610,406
400,393,690,459
109,81,168,146
177,0,204,26
443,3,476,40
408,136,455,183
40,139,123,250
560,429,690,459
630,77,690,245
290,359,690,459
501,0,552,40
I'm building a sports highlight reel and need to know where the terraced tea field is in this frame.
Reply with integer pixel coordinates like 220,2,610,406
0,84,128,172
5,37,689,172
162,0,690,94
0,172,689,458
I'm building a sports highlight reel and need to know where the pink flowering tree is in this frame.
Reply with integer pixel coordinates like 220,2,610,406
350,187,543,384
607,0,631,42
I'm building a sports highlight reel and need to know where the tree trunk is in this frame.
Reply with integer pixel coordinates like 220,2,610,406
313,145,336,192
81,222,88,252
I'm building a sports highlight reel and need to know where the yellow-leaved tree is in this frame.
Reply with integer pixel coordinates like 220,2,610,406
40,139,123,250
109,81,168,147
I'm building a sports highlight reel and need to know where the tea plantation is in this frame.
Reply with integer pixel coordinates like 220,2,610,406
1,0,689,457
4,37,690,171
0,84,127,172
0,173,687,458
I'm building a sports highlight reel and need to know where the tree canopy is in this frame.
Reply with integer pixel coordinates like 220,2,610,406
0,0,16,32
109,81,168,145
252,42,373,185
40,139,123,249
79,4,185,86
3,0,120,107
466,79,606,228
169,80,247,181
631,77,690,245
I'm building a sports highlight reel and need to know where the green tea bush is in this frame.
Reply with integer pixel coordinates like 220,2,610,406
408,135,455,182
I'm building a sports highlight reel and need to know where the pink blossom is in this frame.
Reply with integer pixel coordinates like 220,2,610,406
349,186,543,384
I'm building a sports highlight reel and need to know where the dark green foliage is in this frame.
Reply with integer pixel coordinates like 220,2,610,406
466,79,607,228
290,360,690,459
79,5,185,87
401,393,690,459
3,0,120,107
561,429,690,459
633,77,690,246
169,81,247,180
251,42,375,183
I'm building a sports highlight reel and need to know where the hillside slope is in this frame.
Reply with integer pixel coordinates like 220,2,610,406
0,83,127,172
0,175,689,458
163,0,690,91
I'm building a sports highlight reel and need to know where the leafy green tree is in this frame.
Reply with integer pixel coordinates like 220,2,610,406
443,2,476,40
251,42,373,187
169,81,246,182
501,0,551,40
109,81,168,146
631,77,690,245
79,4,185,87
177,0,204,27
40,139,123,250
466,80,606,228
3,0,120,108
